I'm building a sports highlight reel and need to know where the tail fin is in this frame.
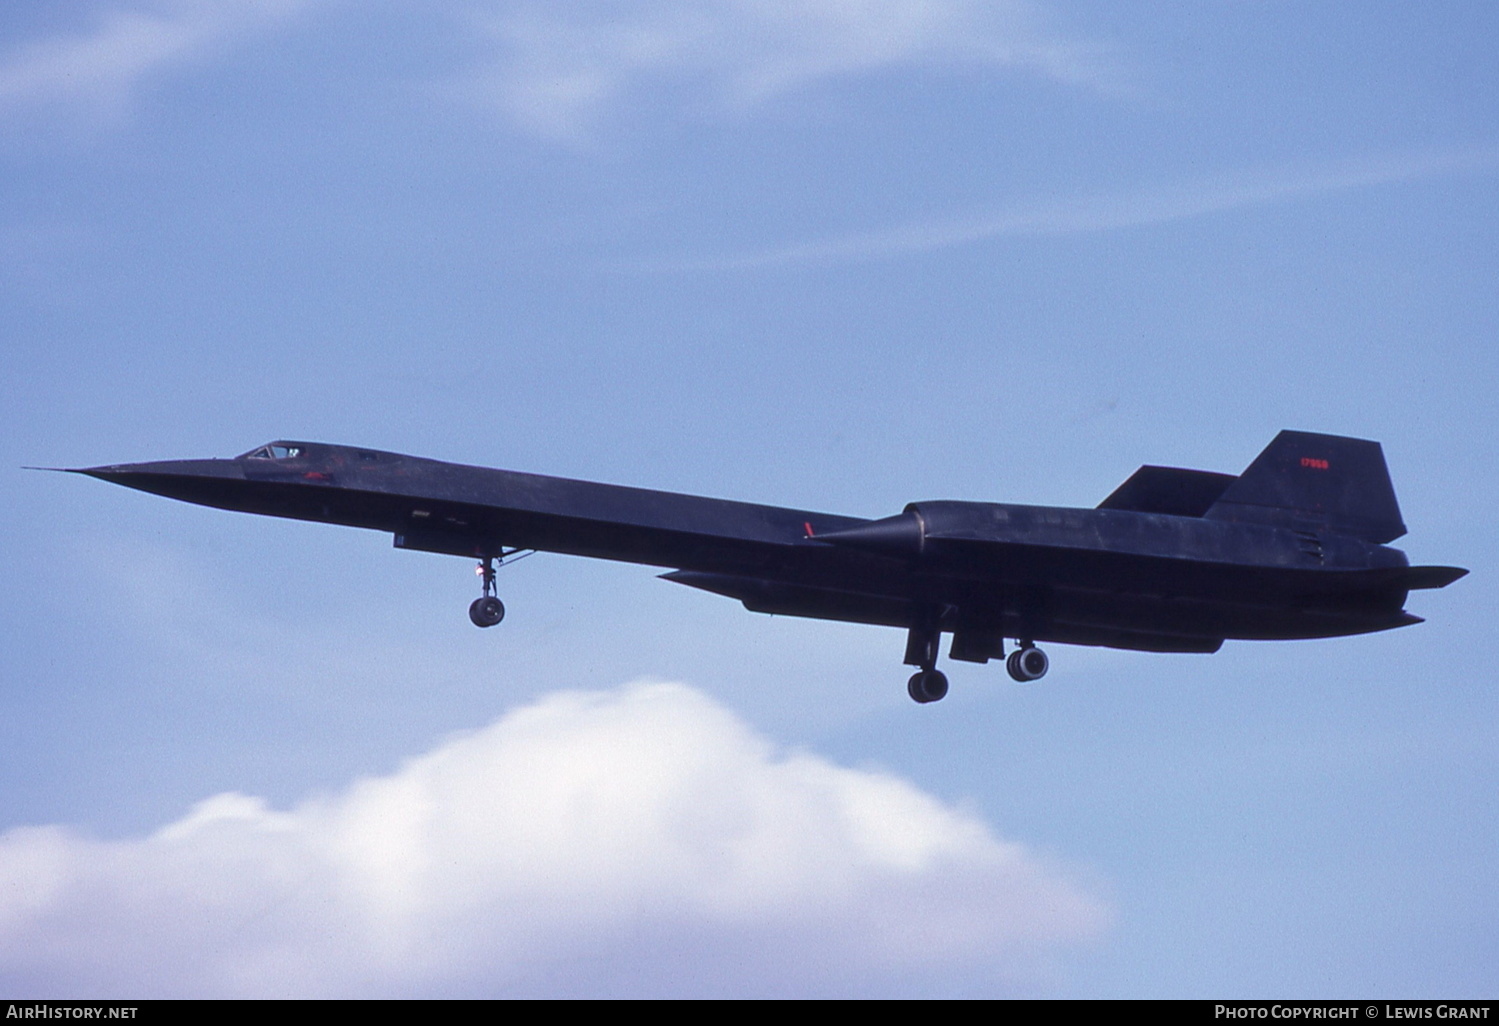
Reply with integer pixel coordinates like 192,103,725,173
1204,431,1407,543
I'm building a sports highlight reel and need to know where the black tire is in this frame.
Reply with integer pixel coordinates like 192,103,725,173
907,669,949,703
1007,647,1048,682
469,596,505,628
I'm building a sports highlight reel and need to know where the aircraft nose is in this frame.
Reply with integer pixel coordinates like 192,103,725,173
69,458,247,502
77,457,237,479
76,461,149,482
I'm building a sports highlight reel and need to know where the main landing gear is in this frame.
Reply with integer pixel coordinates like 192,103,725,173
904,614,948,704
466,550,533,628
903,619,1049,702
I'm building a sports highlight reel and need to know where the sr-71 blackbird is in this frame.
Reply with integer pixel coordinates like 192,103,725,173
67,431,1465,703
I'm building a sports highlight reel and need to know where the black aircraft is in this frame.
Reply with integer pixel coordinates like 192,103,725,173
65,431,1465,703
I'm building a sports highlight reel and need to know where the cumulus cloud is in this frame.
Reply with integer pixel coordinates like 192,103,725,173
0,0,305,120
0,682,1106,997
455,0,1111,141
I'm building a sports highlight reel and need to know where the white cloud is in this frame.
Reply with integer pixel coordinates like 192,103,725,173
656,145,1499,269
0,2,1109,143
0,0,304,120
456,0,1111,142
0,681,1106,997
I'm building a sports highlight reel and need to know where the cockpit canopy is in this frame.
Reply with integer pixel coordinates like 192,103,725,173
238,442,306,460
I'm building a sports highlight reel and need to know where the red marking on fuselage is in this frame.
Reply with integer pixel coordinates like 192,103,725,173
1300,457,1329,470
804,521,815,537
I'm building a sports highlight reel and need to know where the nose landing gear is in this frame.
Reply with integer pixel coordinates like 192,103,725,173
468,557,505,627
465,550,532,627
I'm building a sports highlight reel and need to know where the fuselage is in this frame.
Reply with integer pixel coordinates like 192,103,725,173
78,439,1455,655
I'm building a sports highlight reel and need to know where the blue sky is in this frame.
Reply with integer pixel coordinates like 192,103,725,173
1,0,1496,998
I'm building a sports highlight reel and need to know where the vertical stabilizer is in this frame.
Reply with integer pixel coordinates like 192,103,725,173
1204,431,1407,543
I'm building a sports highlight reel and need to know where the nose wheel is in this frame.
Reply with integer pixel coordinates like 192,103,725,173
469,595,505,627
